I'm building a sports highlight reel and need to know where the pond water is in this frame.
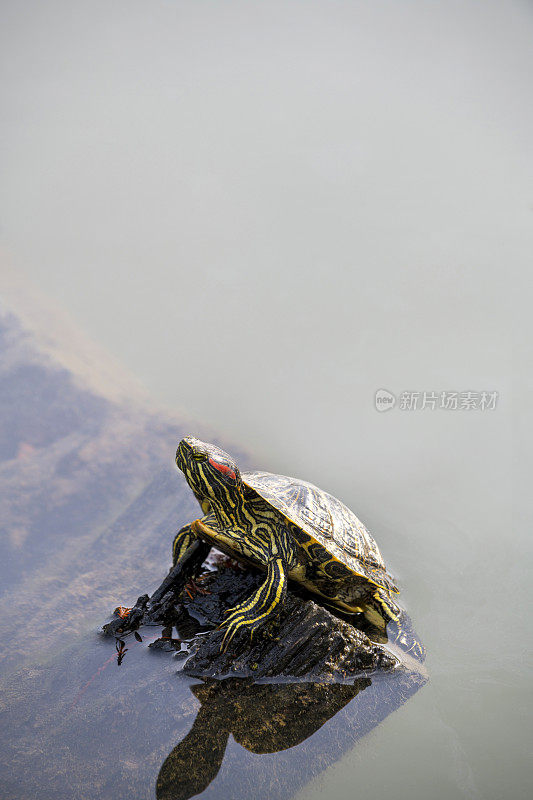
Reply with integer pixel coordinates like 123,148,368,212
1,1,531,798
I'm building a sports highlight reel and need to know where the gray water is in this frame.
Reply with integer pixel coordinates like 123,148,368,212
1,1,532,798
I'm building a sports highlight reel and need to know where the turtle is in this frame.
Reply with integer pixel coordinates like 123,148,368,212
173,436,424,660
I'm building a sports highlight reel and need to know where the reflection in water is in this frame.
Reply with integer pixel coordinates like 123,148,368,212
156,678,370,800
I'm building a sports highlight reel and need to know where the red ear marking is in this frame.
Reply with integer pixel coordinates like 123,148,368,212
208,458,236,480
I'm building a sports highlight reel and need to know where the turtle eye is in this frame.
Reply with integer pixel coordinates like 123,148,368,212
192,453,207,462
208,458,236,480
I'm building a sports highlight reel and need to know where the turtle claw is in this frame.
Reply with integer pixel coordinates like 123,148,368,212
219,616,244,653
218,608,258,653
219,627,236,653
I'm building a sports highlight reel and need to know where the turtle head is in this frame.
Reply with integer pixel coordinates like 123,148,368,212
176,437,243,512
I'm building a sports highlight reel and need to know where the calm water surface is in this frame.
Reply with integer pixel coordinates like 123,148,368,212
1,1,531,798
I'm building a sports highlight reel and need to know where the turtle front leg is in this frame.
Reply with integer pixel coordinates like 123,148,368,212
219,557,288,652
108,525,209,634
149,523,211,607
172,523,199,565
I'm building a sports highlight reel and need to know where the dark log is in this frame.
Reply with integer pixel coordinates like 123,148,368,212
103,563,424,682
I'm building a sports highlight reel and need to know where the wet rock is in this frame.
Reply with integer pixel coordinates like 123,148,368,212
104,564,404,682
184,586,398,681
148,638,182,652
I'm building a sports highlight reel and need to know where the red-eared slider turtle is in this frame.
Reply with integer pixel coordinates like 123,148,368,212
173,437,424,659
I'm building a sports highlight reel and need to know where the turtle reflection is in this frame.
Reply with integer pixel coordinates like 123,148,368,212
156,677,369,800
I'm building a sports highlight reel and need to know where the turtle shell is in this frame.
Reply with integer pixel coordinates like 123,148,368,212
242,471,398,594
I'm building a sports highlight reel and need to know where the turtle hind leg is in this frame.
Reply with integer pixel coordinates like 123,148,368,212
219,557,288,652
389,613,426,663
364,589,426,663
